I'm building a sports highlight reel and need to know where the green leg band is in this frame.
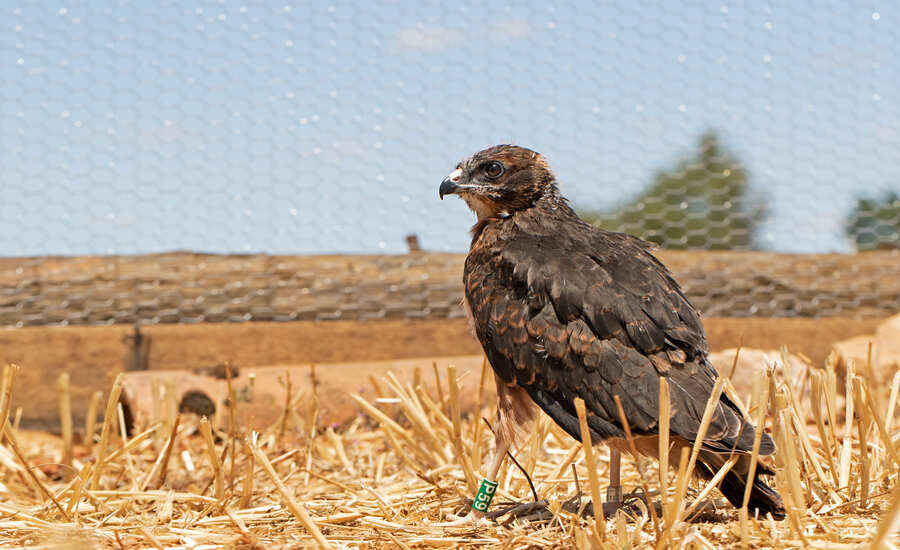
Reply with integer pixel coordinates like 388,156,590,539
472,478,499,512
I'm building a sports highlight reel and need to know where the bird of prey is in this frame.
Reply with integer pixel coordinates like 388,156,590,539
438,144,784,523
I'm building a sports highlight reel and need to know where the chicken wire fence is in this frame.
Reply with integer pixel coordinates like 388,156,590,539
2,2,899,327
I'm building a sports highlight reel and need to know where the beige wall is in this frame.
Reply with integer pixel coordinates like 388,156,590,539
0,317,882,431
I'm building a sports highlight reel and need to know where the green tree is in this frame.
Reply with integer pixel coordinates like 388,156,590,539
580,131,765,249
846,192,900,251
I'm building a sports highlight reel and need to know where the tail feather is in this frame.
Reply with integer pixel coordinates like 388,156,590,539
697,451,785,520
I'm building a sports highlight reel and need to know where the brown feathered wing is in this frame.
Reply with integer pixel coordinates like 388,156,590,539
465,216,784,518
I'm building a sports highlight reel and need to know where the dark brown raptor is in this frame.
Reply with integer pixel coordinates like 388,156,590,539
439,144,784,523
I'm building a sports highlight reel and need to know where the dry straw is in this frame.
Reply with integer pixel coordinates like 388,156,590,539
0,353,897,548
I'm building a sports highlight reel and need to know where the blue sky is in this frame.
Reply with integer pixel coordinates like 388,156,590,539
1,1,897,255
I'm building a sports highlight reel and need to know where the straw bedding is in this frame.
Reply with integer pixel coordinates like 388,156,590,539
0,350,897,549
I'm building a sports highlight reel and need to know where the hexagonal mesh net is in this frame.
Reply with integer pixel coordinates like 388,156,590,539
2,3,898,326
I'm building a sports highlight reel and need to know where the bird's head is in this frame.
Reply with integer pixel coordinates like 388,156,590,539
439,144,559,220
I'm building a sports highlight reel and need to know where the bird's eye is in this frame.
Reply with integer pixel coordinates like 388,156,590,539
483,161,504,179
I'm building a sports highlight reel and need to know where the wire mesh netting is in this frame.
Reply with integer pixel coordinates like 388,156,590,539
2,2,899,326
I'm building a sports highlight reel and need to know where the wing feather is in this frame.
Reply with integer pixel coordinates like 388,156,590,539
466,221,771,454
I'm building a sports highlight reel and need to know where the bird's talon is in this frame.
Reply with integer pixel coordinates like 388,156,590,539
602,499,625,518
433,511,493,528
486,500,550,521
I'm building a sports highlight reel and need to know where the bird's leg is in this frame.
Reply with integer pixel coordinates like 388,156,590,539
436,437,511,527
602,448,624,517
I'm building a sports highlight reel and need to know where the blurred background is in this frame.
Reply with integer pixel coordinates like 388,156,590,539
1,2,899,427
3,1,899,324
4,1,899,257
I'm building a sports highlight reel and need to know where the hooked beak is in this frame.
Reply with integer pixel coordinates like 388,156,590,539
439,168,463,199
